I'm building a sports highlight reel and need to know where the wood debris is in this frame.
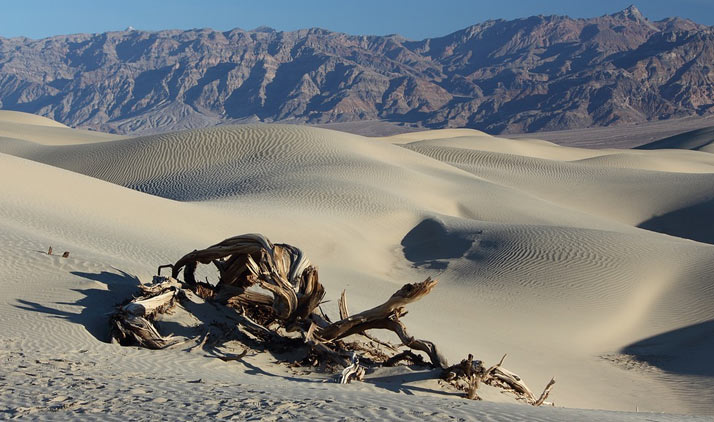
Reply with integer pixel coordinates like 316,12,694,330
110,233,555,405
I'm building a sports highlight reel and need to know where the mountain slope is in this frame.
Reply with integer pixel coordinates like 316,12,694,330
0,6,713,135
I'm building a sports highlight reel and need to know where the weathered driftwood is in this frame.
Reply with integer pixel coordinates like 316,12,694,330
110,289,178,349
338,290,349,320
166,234,324,328
340,352,365,384
316,277,448,369
441,353,556,405
110,233,555,406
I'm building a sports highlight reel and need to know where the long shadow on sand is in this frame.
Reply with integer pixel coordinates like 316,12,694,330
621,319,714,376
365,368,463,397
15,269,141,342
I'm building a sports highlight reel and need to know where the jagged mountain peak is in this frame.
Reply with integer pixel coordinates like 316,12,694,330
613,5,645,21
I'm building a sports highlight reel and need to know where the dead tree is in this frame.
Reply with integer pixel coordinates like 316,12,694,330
111,234,555,405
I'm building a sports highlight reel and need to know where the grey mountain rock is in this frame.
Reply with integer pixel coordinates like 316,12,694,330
0,6,712,135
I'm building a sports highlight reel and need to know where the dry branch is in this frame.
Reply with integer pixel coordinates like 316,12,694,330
338,290,349,320
318,278,438,341
110,278,181,349
535,378,556,406
110,233,555,406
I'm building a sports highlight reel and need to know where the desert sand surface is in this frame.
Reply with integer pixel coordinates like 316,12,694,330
1,110,714,420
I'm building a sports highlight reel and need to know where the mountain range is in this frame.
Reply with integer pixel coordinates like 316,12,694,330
1,5,713,135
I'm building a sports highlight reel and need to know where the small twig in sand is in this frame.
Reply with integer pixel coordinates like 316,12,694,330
217,349,249,362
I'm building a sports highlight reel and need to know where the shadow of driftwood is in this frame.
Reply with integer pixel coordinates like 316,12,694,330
365,367,460,397
621,319,714,376
15,269,141,342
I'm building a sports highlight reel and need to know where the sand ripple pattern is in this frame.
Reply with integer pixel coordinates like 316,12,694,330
1,345,708,421
404,143,714,225
2,125,460,214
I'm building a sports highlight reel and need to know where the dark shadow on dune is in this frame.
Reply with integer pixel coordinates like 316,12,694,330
154,319,204,340
638,199,714,245
236,358,317,383
635,126,714,151
621,319,714,376
15,269,141,342
366,368,462,397
401,218,474,269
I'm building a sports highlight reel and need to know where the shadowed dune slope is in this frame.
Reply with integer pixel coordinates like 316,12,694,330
638,198,714,244
636,126,714,153
623,319,714,377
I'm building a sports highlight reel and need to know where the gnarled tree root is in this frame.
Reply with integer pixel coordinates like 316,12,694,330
110,233,555,406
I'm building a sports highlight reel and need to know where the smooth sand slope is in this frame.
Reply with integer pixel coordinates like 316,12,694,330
0,111,121,146
1,111,714,420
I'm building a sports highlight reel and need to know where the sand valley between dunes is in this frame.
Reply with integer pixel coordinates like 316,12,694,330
1,110,713,420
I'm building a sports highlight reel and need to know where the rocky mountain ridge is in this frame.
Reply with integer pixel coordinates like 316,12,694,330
0,5,712,135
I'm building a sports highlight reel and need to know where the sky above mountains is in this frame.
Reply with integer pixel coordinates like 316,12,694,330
0,0,712,40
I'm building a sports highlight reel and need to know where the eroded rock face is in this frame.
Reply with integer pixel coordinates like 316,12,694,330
0,6,712,135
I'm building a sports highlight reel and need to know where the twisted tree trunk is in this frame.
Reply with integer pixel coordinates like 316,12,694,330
112,234,555,405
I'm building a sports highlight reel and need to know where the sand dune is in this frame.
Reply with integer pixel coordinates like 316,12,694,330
0,110,68,128
0,110,121,146
1,112,714,419
404,145,714,228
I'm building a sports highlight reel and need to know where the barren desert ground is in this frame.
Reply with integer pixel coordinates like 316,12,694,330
1,110,713,420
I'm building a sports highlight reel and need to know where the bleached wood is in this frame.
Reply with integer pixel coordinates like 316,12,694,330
112,234,555,406
535,377,556,406
338,290,349,320
340,352,363,384
318,278,438,341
